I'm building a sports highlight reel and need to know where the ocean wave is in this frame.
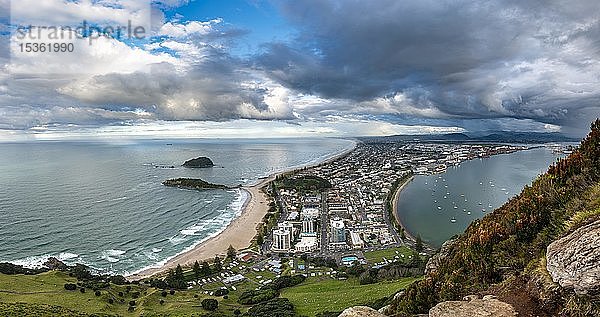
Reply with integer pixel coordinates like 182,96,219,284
7,251,80,269
128,188,251,277
101,249,126,263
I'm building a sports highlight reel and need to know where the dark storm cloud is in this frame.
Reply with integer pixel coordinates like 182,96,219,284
259,0,600,135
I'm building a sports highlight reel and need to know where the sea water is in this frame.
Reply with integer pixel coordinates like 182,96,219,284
0,138,354,275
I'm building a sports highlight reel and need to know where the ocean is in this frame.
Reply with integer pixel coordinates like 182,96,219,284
395,147,561,248
0,138,355,275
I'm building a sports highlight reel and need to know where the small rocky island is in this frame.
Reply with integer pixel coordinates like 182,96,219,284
182,156,214,168
162,178,229,190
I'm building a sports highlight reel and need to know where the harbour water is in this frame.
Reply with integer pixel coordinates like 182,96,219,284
0,138,355,275
395,147,561,248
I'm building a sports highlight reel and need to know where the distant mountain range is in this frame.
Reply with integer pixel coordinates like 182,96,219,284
360,131,579,144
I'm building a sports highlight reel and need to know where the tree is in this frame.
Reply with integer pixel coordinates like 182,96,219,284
400,228,406,240
201,298,218,311
175,264,184,280
227,245,237,259
256,234,264,246
201,261,211,276
193,260,201,279
415,234,423,253
213,256,222,272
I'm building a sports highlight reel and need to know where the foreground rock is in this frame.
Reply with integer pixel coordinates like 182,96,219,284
182,156,214,168
429,295,517,317
546,219,600,295
339,306,386,317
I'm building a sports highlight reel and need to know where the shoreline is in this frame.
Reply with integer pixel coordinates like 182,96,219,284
391,175,416,242
128,141,357,280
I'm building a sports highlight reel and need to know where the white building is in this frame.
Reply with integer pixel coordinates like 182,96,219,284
350,231,365,249
330,218,346,243
272,229,292,251
295,235,318,252
301,215,316,234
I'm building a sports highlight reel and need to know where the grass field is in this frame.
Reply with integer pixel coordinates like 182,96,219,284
280,276,419,316
363,246,414,264
0,271,239,316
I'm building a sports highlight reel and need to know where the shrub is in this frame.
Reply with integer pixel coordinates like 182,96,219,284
169,289,175,295
160,299,165,305
264,275,306,290
128,300,136,307
201,298,218,311
214,288,229,296
161,291,168,297
94,290,101,296
108,298,114,304
238,289,278,305
79,288,85,293
246,298,295,317
118,291,124,297
63,283,77,291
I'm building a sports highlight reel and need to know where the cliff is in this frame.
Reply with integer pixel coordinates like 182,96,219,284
389,120,600,316
182,156,214,168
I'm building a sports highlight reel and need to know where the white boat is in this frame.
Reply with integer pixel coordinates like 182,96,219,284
450,217,457,223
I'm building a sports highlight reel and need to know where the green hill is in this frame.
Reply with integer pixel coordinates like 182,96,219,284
390,120,600,316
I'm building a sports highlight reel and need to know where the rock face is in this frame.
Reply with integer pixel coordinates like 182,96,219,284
182,156,214,168
339,306,386,317
546,219,600,295
425,238,457,274
43,257,67,271
429,295,517,317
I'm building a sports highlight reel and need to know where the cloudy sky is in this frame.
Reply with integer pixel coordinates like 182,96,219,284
1,0,600,140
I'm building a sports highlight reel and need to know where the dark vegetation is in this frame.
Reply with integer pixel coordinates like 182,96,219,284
245,298,296,317
201,298,219,311
392,120,600,316
162,178,229,190
0,262,48,275
277,175,332,191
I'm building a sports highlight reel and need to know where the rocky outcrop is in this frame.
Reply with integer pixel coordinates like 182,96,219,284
339,306,386,317
182,156,214,168
546,219,600,295
425,238,457,274
429,295,517,317
43,257,67,271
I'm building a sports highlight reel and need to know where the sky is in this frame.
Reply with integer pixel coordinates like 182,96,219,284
1,0,600,140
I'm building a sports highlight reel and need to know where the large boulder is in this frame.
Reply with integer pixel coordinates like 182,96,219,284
546,219,600,295
429,295,517,317
339,306,386,317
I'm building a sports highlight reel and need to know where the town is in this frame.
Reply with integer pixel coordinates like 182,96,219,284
261,141,528,264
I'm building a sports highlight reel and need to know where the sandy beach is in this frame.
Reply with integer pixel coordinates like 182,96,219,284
128,143,356,280
391,175,416,241
128,176,273,280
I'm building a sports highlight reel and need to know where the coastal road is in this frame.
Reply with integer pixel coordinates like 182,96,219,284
319,191,329,254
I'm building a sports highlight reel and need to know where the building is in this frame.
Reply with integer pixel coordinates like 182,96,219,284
330,218,346,243
272,229,292,251
295,234,318,252
350,231,365,249
302,215,316,234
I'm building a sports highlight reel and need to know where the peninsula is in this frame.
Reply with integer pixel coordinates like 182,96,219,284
162,178,229,190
